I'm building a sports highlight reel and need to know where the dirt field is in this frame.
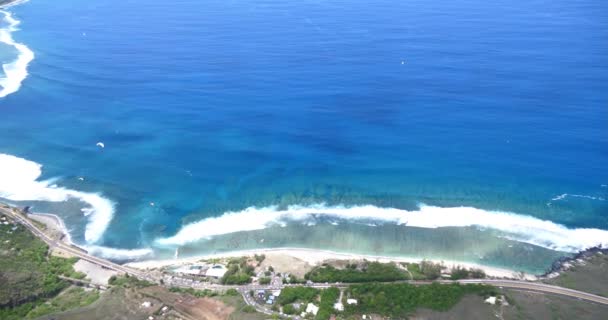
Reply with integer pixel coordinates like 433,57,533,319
258,252,314,278
175,297,234,320
34,286,243,320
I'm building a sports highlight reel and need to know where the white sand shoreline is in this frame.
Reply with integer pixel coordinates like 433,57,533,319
11,204,537,280
126,247,537,280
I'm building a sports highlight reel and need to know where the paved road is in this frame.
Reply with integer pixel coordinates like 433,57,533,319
3,203,608,308
458,279,608,306
0,205,147,280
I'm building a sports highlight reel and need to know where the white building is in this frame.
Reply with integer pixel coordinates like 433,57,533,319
306,303,319,315
347,298,358,305
334,302,344,311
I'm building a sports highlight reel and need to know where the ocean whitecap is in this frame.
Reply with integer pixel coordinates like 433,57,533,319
156,203,608,253
0,153,115,243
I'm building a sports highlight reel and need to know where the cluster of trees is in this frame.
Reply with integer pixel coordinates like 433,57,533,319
108,274,153,288
450,266,486,280
345,282,497,318
316,287,340,320
286,274,306,284
221,257,254,285
277,287,319,305
281,303,298,315
279,287,339,319
259,277,271,285
305,261,408,283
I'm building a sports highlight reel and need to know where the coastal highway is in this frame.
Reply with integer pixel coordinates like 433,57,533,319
237,280,608,306
458,279,608,306
2,203,608,308
0,204,147,280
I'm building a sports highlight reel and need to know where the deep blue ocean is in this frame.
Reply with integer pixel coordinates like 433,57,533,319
0,0,607,273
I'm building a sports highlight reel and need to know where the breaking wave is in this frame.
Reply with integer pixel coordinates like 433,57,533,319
0,9,34,98
0,153,114,243
156,203,608,253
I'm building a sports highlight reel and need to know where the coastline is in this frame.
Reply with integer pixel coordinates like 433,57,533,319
8,201,606,282
27,212,73,244
125,247,538,281
22,206,537,280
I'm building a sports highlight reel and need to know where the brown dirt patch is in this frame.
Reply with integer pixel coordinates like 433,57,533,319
175,297,234,320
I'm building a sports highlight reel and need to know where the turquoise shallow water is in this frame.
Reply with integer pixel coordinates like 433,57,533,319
0,0,607,272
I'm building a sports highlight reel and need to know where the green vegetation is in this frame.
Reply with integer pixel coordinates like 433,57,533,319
305,261,408,283
450,266,486,280
224,288,239,296
345,282,497,318
26,287,99,319
108,274,153,288
168,286,217,297
418,260,443,280
242,305,257,313
287,274,306,284
0,216,90,320
221,257,254,285
403,263,427,280
259,277,271,285
277,287,319,305
254,254,266,265
316,287,340,320
282,303,298,315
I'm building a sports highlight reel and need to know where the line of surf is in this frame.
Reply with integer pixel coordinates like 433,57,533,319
0,153,114,243
156,203,608,253
0,8,34,98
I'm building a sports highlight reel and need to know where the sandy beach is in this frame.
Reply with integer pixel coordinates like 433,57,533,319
126,247,537,280
16,204,536,280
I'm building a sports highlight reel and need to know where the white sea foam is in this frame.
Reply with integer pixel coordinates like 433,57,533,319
550,193,605,202
0,9,34,98
85,245,154,260
0,153,114,243
156,203,608,253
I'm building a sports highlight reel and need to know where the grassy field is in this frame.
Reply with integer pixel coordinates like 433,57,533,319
412,288,608,320
544,253,608,297
26,287,99,319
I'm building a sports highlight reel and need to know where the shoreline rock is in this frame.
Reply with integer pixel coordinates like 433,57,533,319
541,245,608,278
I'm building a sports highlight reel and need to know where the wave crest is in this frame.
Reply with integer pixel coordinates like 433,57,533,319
156,203,608,253
0,153,114,243
0,9,34,98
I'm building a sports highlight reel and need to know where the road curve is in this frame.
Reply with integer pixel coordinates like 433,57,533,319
0,205,147,279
